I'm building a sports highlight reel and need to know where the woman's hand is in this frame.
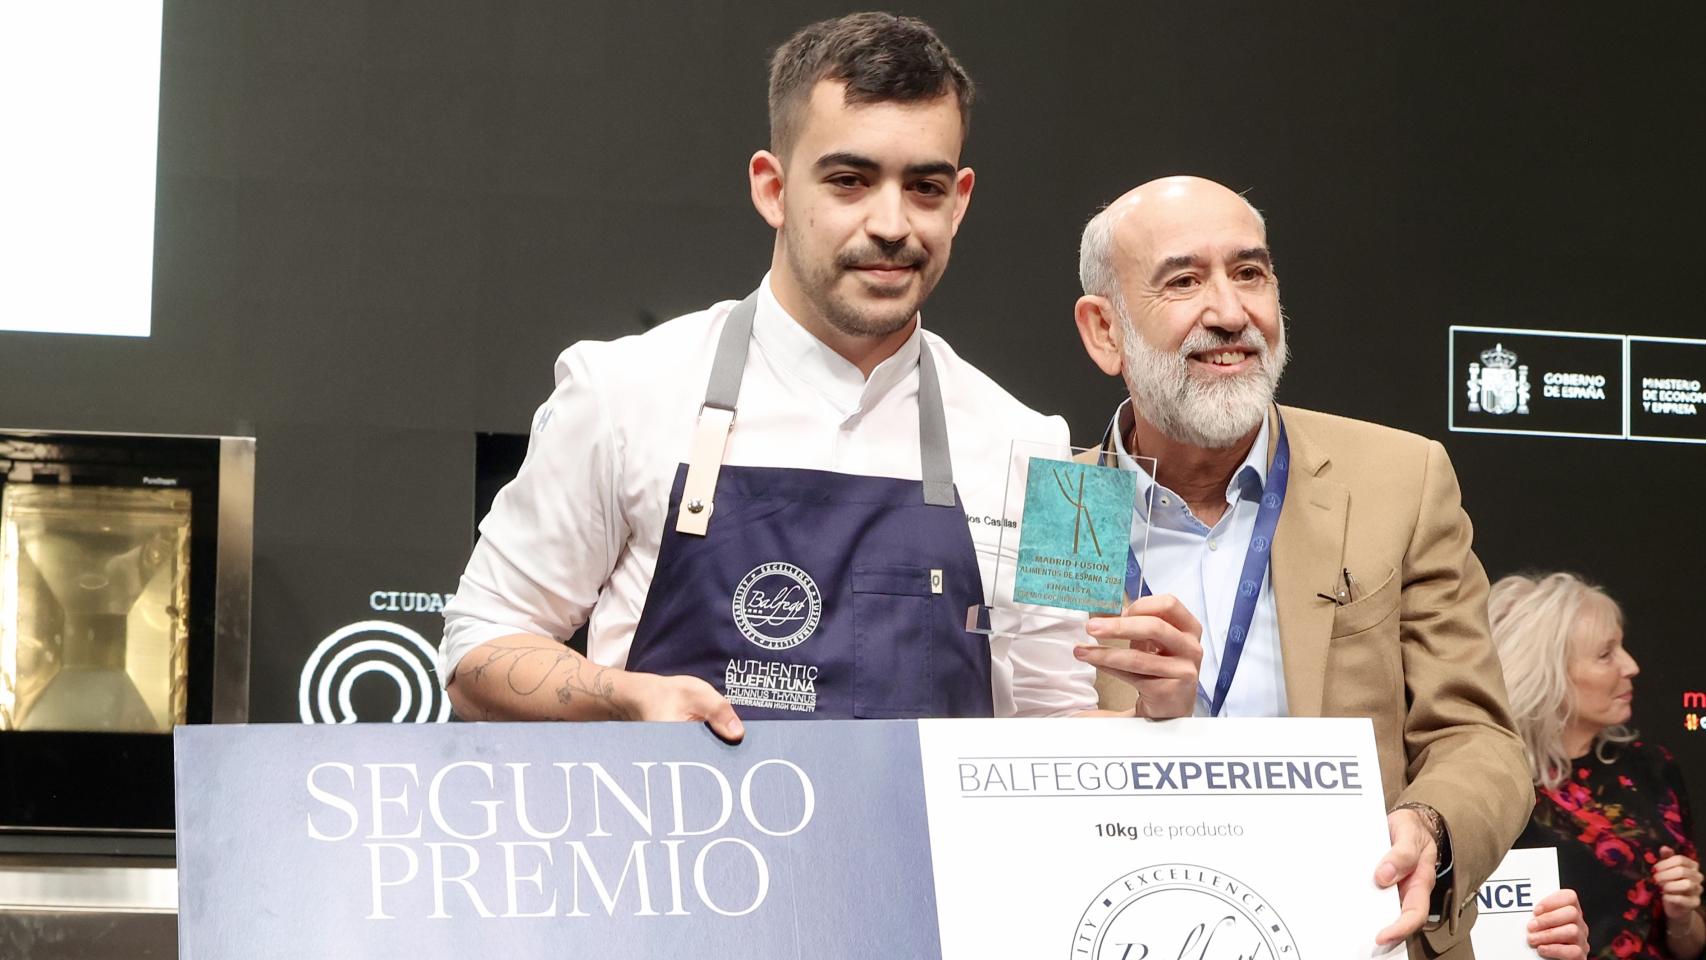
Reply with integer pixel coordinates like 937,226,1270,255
1527,889,1588,960
1655,846,1704,920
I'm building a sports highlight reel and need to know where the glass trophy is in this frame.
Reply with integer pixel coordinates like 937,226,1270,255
967,440,1155,640
0,484,192,733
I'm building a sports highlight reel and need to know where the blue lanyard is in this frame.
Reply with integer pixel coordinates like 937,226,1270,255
1121,419,1290,717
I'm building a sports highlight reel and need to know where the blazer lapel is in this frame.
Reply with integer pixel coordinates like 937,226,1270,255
1271,407,1347,719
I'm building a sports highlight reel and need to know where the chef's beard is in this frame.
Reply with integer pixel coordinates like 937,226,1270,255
782,228,934,339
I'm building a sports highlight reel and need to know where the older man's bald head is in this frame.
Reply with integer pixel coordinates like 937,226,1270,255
1071,175,1286,450
1079,176,1267,301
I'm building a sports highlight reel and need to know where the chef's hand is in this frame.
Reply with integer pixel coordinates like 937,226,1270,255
1374,807,1438,948
617,672,745,743
1075,594,1203,719
1527,889,1588,960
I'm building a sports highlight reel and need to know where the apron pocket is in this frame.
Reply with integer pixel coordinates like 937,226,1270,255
851,565,936,718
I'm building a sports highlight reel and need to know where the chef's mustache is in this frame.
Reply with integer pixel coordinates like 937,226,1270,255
836,242,927,271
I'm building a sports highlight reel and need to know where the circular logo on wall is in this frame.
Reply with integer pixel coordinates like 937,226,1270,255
298,620,451,724
1072,863,1297,960
731,562,822,650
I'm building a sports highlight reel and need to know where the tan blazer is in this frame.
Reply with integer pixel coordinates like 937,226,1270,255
1086,404,1533,960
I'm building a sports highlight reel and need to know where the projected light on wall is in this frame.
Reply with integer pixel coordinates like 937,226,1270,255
0,1,163,338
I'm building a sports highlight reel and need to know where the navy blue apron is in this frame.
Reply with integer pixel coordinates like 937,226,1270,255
625,292,994,720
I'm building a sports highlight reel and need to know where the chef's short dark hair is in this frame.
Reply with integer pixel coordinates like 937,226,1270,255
767,12,974,156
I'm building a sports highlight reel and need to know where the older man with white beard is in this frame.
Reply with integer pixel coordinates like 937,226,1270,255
1069,176,1535,960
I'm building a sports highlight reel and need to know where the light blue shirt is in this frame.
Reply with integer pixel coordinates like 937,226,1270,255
1108,399,1288,718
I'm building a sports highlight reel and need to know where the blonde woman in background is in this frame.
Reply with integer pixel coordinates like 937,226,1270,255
1490,572,1704,959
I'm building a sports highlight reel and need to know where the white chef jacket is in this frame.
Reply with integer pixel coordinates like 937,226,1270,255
441,277,1097,717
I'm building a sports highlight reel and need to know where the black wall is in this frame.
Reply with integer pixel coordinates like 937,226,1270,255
2,2,1701,801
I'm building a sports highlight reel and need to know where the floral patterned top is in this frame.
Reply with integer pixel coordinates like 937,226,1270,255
1516,741,1699,959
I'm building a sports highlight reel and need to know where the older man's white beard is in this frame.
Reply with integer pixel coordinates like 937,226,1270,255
1119,318,1287,450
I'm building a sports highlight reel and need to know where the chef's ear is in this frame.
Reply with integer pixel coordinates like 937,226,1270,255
948,166,975,236
750,151,785,229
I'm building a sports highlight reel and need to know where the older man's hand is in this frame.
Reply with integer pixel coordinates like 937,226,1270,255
1075,593,1204,718
1374,807,1439,948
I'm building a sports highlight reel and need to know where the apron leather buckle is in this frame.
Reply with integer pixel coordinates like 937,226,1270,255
675,405,736,537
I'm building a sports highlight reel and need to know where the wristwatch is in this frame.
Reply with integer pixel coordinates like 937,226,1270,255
1396,801,1445,850
1396,801,1454,924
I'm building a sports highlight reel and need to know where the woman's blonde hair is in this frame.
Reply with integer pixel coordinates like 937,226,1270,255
1487,571,1635,789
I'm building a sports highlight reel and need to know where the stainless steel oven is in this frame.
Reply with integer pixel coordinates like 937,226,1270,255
0,430,253,856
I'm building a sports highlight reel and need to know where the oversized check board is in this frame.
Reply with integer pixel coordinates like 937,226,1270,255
175,717,1404,959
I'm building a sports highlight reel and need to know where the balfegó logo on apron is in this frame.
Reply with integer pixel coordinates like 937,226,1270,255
625,291,994,720
731,562,822,650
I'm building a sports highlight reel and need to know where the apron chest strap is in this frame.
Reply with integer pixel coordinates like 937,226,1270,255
674,289,957,536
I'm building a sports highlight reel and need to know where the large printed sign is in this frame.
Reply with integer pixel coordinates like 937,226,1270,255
175,718,1403,959
1450,326,1706,443
1469,847,1561,959
0,1,163,337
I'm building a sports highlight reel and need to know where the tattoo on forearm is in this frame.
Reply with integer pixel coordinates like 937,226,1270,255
456,642,627,719
561,663,625,718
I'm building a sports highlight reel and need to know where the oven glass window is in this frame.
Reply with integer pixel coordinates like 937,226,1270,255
1,485,191,732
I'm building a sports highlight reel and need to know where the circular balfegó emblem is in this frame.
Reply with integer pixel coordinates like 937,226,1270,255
731,562,822,650
1071,863,1297,960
